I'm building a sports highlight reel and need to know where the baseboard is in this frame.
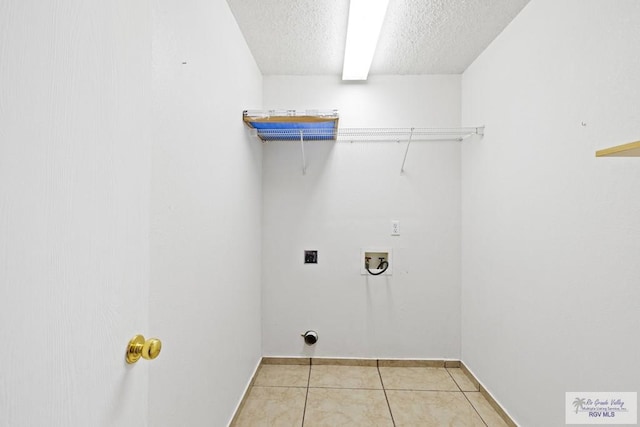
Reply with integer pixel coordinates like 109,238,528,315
227,357,262,427
460,361,519,427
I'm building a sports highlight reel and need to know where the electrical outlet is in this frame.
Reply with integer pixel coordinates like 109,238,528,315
391,220,400,236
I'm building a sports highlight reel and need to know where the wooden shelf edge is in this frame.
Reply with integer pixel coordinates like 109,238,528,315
596,140,640,157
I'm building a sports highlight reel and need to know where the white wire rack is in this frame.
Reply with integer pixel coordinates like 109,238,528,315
337,127,484,141
248,126,484,142
248,126,485,175
243,110,484,174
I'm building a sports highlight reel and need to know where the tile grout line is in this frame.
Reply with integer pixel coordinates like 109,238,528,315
445,367,464,393
381,388,474,393
301,360,312,426
250,384,307,388
307,386,390,391
377,360,397,427
446,368,488,427
462,392,489,427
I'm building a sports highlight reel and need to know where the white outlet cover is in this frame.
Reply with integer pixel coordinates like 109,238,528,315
391,220,400,236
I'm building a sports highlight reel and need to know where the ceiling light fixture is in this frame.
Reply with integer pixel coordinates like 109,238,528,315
342,0,390,81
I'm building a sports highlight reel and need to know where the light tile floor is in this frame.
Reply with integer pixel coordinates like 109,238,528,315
232,362,509,426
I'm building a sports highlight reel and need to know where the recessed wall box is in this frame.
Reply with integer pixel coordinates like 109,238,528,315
360,247,392,275
304,250,318,264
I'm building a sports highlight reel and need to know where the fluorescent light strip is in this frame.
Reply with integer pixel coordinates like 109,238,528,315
342,0,390,80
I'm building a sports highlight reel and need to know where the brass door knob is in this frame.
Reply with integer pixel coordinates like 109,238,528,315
126,335,162,364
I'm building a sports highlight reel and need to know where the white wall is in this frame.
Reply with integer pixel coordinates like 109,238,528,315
149,0,263,425
461,1,640,425
0,1,151,425
262,76,464,359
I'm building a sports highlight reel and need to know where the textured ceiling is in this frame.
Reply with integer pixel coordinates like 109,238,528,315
226,0,530,76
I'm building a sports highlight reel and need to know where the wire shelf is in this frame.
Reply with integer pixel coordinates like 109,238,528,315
249,126,484,142
242,110,484,174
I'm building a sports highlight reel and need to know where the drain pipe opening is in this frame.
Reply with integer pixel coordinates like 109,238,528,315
302,330,318,345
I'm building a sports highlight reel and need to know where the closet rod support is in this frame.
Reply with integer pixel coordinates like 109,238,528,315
400,128,414,174
300,131,307,175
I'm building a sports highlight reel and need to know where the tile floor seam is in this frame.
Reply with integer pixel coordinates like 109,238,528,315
461,391,490,427
445,367,464,392
446,366,480,392
384,388,472,392
445,368,489,426
301,363,311,427
251,384,307,388
377,359,397,427
308,386,384,390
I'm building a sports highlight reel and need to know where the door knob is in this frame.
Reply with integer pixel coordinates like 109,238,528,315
126,334,162,364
